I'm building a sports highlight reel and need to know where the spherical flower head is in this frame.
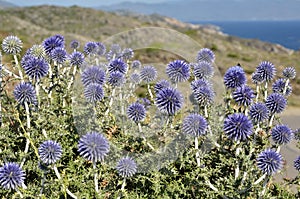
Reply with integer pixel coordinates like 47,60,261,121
196,48,215,63
271,125,293,145
28,44,46,59
81,66,105,87
272,78,292,96
108,71,125,87
256,61,276,82
130,73,141,84
257,149,283,175
131,60,141,69
232,85,255,107
223,113,253,141
0,162,25,190
69,51,85,67
190,79,212,91
106,44,122,61
249,103,269,124
78,132,110,163
108,58,128,74
193,86,214,106
251,72,264,84
2,35,23,55
155,87,183,116
43,34,65,55
182,113,208,137
224,65,247,89
84,83,104,103
121,48,134,60
154,80,171,94
294,156,300,171
70,40,80,49
116,157,137,178
38,140,62,165
283,67,296,80
193,61,214,79
166,60,190,83
140,65,157,83
127,102,146,123
265,93,287,114
51,47,67,64
22,55,49,80
13,82,37,105
96,42,106,56
84,41,98,55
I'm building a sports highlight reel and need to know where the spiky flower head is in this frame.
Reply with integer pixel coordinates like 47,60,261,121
96,42,106,56
154,80,171,94
38,140,62,165
196,48,215,63
192,86,214,106
28,44,46,59
43,34,65,55
232,85,255,107
127,102,146,123
256,61,276,82
140,65,157,83
69,51,85,67
130,73,141,84
108,71,125,87
84,83,104,103
22,55,49,80
108,58,128,74
294,156,300,171
78,132,110,163
116,157,137,178
70,40,80,50
190,79,212,92
265,93,287,114
0,162,25,190
283,67,296,80
51,47,67,64
166,60,190,83
155,87,183,116
224,65,247,89
193,61,214,79
121,48,134,60
2,35,23,55
251,72,264,84
223,113,253,141
249,103,269,124
106,44,122,61
272,78,292,96
84,41,98,55
81,66,105,87
13,82,37,105
271,125,293,145
257,149,283,175
182,113,208,137
131,60,141,69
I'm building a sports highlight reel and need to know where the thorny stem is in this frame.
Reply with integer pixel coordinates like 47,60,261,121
264,82,268,101
93,162,99,194
20,102,31,168
53,166,78,199
283,79,290,96
195,137,201,167
255,84,260,102
268,114,275,127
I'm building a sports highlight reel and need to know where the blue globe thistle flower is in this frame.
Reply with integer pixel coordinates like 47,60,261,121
265,93,287,114
130,73,141,84
121,48,134,60
251,72,264,84
43,34,65,55
190,79,212,92
96,42,106,56
224,65,247,89
256,61,276,82
271,125,293,145
22,55,49,80
127,102,146,123
84,41,98,55
0,162,25,190
272,78,292,96
223,113,253,141
193,61,214,79
13,82,37,105
193,86,214,106
70,40,80,50
106,44,122,61
78,132,110,163
154,80,171,94
182,113,208,137
108,71,125,87
166,60,190,83
84,83,104,103
140,65,157,83
81,66,105,87
283,67,296,80
69,51,85,67
38,140,62,165
108,59,127,74
2,35,23,55
249,103,269,124
257,149,283,175
28,45,46,59
51,47,67,64
232,85,255,107
196,48,215,63
116,157,137,178
137,98,151,110
294,156,300,171
131,60,141,69
155,87,183,115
